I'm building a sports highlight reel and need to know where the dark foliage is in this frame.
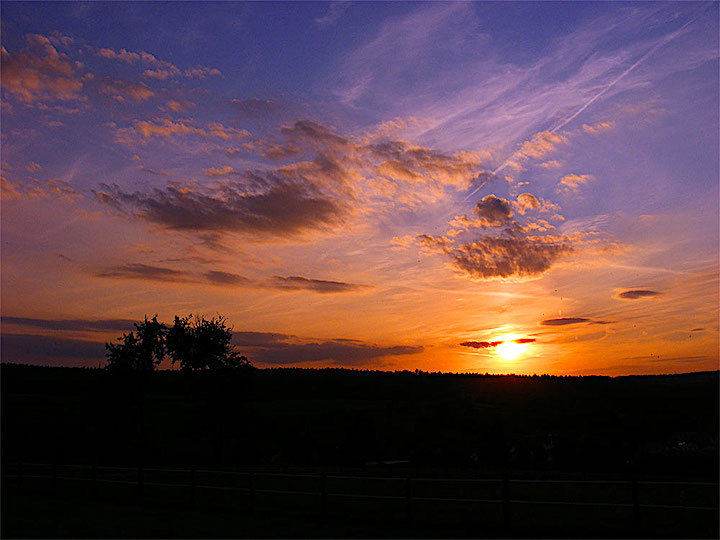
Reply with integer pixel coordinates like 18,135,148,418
166,314,250,371
105,315,166,373
104,314,250,372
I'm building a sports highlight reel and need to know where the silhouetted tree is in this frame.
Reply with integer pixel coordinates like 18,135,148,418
165,314,249,371
104,316,166,466
105,316,166,372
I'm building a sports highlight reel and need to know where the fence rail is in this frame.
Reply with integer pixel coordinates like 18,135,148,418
3,463,718,518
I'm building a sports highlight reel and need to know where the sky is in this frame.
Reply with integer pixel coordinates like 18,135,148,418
1,1,718,375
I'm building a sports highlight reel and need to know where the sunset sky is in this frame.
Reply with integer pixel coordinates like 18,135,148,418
1,1,718,375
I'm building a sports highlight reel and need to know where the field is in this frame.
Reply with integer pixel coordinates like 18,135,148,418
1,365,718,538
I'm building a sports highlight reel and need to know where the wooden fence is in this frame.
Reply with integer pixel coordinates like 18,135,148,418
3,462,718,532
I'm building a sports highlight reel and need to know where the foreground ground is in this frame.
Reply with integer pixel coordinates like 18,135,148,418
1,365,718,538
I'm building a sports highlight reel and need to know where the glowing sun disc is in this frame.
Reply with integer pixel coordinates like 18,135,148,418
496,341,524,360
494,333,529,360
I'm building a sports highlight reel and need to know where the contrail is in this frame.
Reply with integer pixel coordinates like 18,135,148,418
462,16,696,203
548,18,695,134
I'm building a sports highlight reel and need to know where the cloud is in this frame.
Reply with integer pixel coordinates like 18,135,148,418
517,131,568,160
98,80,154,101
164,100,194,112
281,120,352,150
117,119,250,142
144,66,221,79
231,98,280,118
582,121,615,134
460,337,537,349
449,194,514,230
1,316,135,333
97,47,143,63
95,263,255,287
1,34,83,102
279,120,484,189
204,166,239,177
96,46,221,79
1,328,421,368
315,1,351,27
1,177,22,200
230,332,422,366
369,140,484,188
539,160,561,169
541,317,592,326
1,178,81,201
617,289,662,300
419,234,574,280
500,131,569,173
266,275,369,293
203,270,252,286
451,237,572,279
513,193,541,215
139,166,171,176
95,263,194,282
180,66,222,79
1,333,105,365
109,118,489,241
95,177,346,238
262,143,300,160
558,173,594,193
473,194,513,224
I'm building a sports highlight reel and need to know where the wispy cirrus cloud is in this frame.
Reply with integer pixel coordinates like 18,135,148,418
315,1,351,27
1,316,135,333
94,262,368,295
267,275,370,294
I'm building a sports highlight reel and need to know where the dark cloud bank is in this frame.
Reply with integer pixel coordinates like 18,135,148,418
1,318,418,367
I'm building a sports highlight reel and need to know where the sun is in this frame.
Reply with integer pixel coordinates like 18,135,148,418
494,333,529,361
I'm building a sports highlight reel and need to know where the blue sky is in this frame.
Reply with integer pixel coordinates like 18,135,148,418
1,1,718,374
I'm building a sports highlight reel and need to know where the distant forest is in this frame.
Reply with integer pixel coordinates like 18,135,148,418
2,363,717,479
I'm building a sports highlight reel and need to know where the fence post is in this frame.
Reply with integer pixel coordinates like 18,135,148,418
320,472,328,520
632,477,640,531
406,477,413,522
190,466,196,508
502,474,511,532
52,456,58,497
248,471,255,515
91,461,98,498
137,463,144,503
17,460,23,494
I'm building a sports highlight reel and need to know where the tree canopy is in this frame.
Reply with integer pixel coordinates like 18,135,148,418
105,314,250,372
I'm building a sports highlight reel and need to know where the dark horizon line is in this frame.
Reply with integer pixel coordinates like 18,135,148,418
1,361,717,380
